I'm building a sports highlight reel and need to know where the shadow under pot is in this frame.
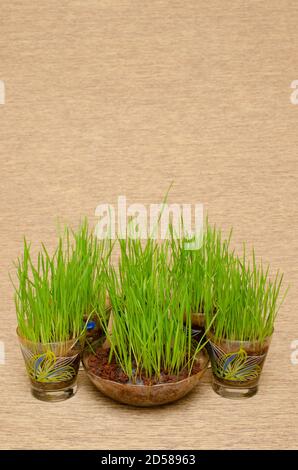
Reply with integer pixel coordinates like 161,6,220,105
82,341,209,407
207,332,272,399
17,330,84,402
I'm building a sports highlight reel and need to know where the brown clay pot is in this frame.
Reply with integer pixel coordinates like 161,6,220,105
82,347,209,407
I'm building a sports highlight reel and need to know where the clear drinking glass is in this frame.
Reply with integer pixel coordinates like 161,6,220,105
208,333,272,399
17,330,83,402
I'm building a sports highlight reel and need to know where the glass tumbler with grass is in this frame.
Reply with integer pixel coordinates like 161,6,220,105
206,251,286,399
13,221,105,402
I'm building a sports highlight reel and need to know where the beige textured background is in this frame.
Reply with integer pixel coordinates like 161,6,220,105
1,1,298,450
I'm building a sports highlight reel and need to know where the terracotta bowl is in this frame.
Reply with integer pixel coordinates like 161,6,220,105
82,347,209,407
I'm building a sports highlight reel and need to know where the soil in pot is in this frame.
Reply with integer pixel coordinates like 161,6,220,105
83,344,209,406
87,347,203,385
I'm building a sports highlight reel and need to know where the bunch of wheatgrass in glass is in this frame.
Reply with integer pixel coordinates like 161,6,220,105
13,220,109,344
169,218,233,318
100,235,207,383
204,246,287,344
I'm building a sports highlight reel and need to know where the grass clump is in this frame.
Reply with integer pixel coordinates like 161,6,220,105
170,219,232,318
169,217,286,344
13,220,109,344
205,248,286,343
101,237,206,382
